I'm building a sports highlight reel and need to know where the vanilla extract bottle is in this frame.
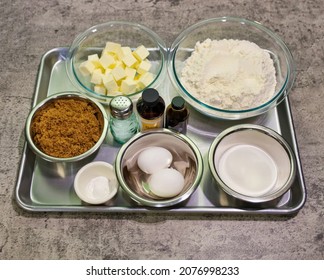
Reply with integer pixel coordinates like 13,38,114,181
136,88,165,131
165,96,189,134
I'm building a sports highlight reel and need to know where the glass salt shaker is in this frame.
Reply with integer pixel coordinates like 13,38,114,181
109,96,139,144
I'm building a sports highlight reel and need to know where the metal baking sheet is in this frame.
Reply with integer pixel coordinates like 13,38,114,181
15,47,306,214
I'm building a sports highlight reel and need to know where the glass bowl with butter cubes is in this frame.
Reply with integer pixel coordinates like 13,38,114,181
66,21,167,104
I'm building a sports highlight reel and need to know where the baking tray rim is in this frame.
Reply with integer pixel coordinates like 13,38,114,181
14,47,307,215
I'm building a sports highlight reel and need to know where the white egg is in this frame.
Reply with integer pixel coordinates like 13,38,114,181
137,147,173,174
148,168,185,198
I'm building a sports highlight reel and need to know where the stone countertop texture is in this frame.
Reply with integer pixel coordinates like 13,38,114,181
0,0,323,260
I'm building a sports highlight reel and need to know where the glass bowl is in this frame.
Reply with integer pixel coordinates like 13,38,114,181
168,17,295,120
66,21,167,104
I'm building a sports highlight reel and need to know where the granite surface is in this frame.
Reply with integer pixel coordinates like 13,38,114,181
0,0,323,260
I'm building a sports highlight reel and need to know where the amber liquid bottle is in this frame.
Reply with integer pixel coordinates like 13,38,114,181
165,96,189,134
136,88,165,131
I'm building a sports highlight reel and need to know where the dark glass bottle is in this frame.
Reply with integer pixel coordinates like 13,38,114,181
165,96,189,134
136,88,165,131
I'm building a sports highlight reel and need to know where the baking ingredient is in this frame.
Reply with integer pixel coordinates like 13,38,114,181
181,38,277,110
84,176,111,200
137,146,173,174
165,96,189,134
79,41,155,96
148,168,185,198
136,88,165,131
31,98,103,158
217,144,277,197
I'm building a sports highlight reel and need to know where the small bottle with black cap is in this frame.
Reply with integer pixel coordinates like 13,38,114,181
165,96,189,134
109,95,139,144
136,88,165,131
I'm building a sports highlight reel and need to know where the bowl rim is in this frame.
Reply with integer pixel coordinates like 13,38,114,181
168,16,296,119
65,20,167,103
208,124,296,203
25,91,108,163
114,128,204,207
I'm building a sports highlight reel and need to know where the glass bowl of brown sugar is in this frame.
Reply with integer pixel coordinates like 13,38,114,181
25,92,108,165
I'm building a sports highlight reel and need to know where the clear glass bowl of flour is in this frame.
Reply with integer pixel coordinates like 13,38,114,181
168,17,295,120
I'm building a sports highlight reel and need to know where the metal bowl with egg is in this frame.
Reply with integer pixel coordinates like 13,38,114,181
208,124,296,204
66,21,167,104
25,92,108,175
114,129,203,207
168,17,295,120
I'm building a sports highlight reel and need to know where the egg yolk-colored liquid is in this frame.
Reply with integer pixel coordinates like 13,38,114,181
217,144,277,197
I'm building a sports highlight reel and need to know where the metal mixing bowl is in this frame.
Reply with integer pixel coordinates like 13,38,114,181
114,129,203,207
25,92,108,164
208,124,296,203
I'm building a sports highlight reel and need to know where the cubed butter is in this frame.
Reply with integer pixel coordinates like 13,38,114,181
104,42,122,54
125,67,137,79
88,54,101,68
79,60,96,76
94,85,106,95
122,53,137,67
137,72,155,89
137,59,152,75
120,78,137,94
99,53,115,69
102,74,119,92
133,45,150,61
90,69,103,84
117,46,132,60
112,66,126,82
104,68,112,75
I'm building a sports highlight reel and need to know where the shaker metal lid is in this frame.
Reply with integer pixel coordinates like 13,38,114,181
109,95,133,119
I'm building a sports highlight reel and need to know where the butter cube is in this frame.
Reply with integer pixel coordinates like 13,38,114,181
79,60,96,76
122,53,137,67
117,46,132,60
88,54,101,68
137,72,155,89
104,68,112,75
99,53,115,69
133,45,149,61
94,85,106,95
104,42,122,54
102,73,119,92
120,78,137,94
137,59,152,75
125,67,136,79
90,69,103,84
112,66,126,82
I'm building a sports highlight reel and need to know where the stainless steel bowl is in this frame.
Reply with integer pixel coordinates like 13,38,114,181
115,129,203,207
25,92,108,165
208,124,296,203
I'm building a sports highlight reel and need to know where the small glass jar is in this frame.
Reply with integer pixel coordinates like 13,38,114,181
165,96,189,134
136,88,165,131
109,96,139,144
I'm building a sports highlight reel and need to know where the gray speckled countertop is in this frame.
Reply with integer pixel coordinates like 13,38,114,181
0,0,323,260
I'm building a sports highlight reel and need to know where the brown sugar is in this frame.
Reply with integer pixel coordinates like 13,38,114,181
31,97,104,158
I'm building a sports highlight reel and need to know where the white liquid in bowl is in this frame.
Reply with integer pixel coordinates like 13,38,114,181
217,144,278,197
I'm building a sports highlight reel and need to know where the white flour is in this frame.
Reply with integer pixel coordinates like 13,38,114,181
181,38,277,110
